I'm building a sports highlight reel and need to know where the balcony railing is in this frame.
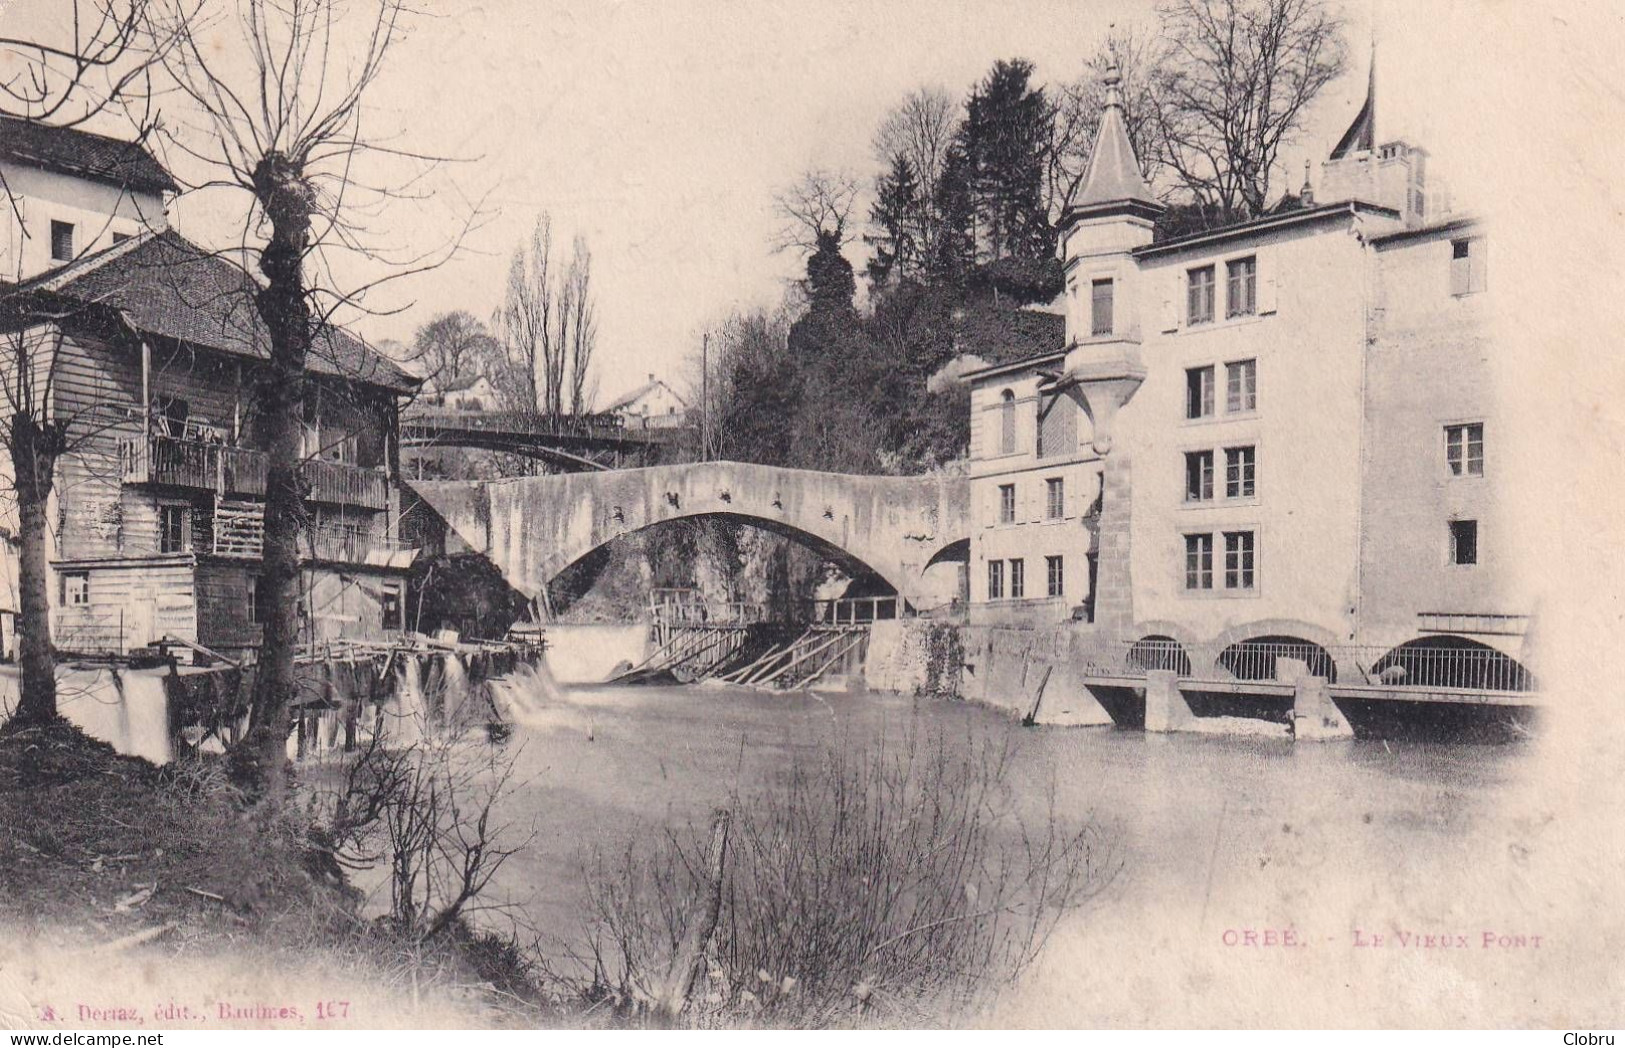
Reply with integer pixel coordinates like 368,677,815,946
302,458,389,510
121,434,267,497
302,523,411,566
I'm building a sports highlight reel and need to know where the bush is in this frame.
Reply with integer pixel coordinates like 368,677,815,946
558,725,1117,1027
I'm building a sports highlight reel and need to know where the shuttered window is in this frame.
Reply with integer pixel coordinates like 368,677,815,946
1450,238,1487,295
1036,392,1076,459
999,390,1017,454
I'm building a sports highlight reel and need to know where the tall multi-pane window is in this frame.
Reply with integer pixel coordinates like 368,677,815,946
1226,359,1257,413
999,390,1016,454
1186,366,1215,419
1184,534,1214,590
1223,531,1255,589
1187,265,1216,324
1090,278,1114,336
1009,558,1025,599
1225,446,1256,498
1445,423,1484,476
988,560,1005,599
1226,256,1257,317
998,483,1016,524
1045,477,1064,519
1045,555,1064,598
1185,450,1214,501
160,505,188,554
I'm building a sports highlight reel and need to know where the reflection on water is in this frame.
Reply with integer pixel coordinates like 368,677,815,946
478,678,1548,1025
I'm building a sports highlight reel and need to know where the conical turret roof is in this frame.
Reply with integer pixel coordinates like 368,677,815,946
1063,60,1163,227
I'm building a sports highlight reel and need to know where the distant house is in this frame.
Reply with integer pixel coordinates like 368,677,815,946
606,373,688,429
427,374,500,412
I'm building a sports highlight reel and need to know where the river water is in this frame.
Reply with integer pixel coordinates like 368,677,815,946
479,677,1592,1027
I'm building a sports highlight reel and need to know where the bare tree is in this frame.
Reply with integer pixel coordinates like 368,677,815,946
563,236,597,416
871,87,957,263
0,1,172,725
1152,0,1349,220
150,0,463,805
409,310,502,391
772,167,861,253
497,216,555,416
1048,30,1167,221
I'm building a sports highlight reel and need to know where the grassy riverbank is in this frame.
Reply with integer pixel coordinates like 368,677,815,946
0,718,550,1028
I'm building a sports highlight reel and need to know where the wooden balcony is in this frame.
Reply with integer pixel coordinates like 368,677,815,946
123,437,389,510
121,435,268,497
302,459,389,510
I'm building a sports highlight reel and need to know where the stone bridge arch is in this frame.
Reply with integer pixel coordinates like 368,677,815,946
409,461,970,609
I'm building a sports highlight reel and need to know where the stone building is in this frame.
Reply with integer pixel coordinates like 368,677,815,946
963,60,1531,680
0,120,420,661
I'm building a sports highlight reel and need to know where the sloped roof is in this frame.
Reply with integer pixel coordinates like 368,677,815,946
605,378,687,413
1063,64,1163,227
437,373,491,394
7,229,417,392
0,115,177,194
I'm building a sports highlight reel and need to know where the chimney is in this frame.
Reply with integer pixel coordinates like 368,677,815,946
648,373,655,384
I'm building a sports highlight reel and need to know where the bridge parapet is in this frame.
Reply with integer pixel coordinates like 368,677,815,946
410,461,970,608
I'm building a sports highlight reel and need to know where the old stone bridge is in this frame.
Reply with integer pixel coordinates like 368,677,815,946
409,461,971,608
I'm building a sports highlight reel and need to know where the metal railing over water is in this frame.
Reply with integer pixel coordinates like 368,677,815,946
1073,637,1537,693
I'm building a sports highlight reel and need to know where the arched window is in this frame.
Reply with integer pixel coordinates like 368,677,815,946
999,390,1016,455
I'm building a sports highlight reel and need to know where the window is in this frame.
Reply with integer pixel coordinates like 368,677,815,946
1223,531,1256,589
1036,392,1076,459
1186,366,1215,420
248,577,265,626
1450,238,1487,296
1225,446,1256,498
1184,534,1213,590
1009,558,1025,600
1187,265,1215,324
1090,278,1114,336
50,220,75,262
111,231,133,245
62,572,90,606
1226,256,1257,317
1046,555,1064,598
999,390,1016,454
1225,359,1257,413
1185,450,1214,501
382,581,404,631
988,560,1005,600
1045,477,1065,520
1445,423,1484,477
160,505,189,554
1449,519,1479,565
998,483,1016,524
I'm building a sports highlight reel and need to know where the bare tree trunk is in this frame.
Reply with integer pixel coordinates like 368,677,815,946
231,153,314,805
657,808,731,1023
10,419,60,724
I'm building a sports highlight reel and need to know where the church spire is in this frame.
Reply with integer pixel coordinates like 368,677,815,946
1062,52,1163,227
1330,43,1376,159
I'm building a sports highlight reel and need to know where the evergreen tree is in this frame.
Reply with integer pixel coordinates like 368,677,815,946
958,59,1056,266
865,154,921,288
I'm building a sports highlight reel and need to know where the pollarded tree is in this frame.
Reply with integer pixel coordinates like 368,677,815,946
151,0,465,804
0,0,173,725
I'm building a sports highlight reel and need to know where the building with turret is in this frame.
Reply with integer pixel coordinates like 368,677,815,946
962,56,1532,688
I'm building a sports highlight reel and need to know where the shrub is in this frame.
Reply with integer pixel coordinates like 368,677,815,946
558,724,1117,1027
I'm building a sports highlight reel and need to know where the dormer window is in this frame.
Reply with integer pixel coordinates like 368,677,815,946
1090,278,1114,337
50,221,75,262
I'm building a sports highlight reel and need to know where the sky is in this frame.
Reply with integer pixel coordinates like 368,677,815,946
2,0,1503,407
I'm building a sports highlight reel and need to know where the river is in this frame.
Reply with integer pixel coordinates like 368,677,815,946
476,677,1586,1027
